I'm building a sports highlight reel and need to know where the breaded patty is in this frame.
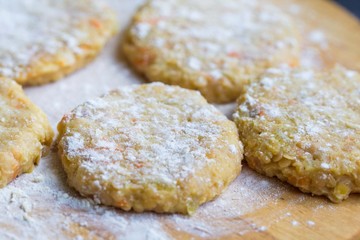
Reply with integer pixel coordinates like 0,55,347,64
123,0,300,103
0,78,53,187
0,0,117,85
57,83,243,214
234,66,360,202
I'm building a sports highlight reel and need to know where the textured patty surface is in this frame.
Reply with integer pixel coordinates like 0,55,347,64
0,78,53,187
57,83,243,214
0,0,117,85
124,0,300,103
234,67,360,202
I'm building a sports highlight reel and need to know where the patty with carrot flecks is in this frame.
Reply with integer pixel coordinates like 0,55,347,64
123,0,300,103
234,66,360,202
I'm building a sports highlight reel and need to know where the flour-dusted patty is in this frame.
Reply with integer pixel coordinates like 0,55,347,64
0,0,117,85
0,78,53,187
57,83,243,214
123,0,300,103
234,67,360,202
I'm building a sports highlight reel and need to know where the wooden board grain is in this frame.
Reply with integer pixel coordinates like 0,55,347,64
1,0,359,240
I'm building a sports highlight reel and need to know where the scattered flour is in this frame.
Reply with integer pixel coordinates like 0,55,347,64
320,163,331,169
291,220,299,227
307,220,316,227
308,30,328,49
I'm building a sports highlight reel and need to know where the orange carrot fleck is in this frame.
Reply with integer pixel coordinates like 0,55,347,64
90,18,102,29
134,162,144,168
115,199,129,208
144,17,163,25
289,58,299,68
227,51,241,58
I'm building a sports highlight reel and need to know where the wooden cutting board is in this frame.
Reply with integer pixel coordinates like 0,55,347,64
1,0,359,240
